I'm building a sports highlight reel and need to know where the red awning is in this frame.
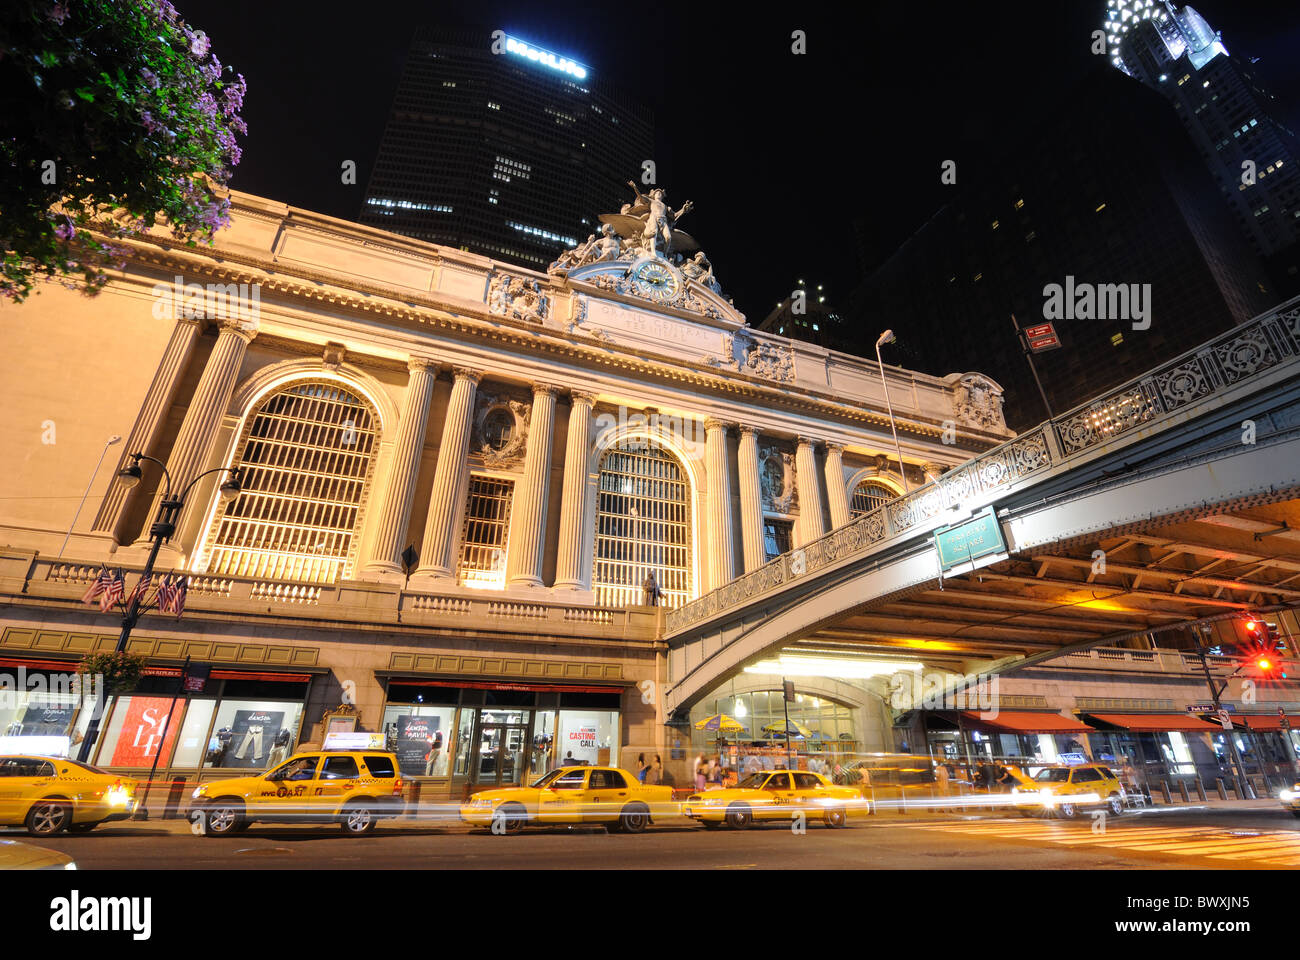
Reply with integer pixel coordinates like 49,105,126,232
210,670,312,682
960,710,1093,733
1231,714,1299,732
1084,713,1217,732
0,657,80,671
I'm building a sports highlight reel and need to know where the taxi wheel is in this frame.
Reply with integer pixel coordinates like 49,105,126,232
1056,801,1078,820
492,803,527,834
67,821,99,834
724,804,752,830
204,800,246,837
823,807,848,829
26,800,72,836
340,802,377,836
617,803,650,834
1107,794,1124,817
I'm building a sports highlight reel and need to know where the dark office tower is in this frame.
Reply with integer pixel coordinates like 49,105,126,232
360,27,654,269
1104,1,1300,292
845,69,1271,433
755,280,853,352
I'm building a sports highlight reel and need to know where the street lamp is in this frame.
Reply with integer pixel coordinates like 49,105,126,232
874,330,909,492
76,453,242,763
58,435,122,558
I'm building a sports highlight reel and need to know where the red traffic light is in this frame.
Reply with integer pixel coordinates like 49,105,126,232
1257,656,1274,672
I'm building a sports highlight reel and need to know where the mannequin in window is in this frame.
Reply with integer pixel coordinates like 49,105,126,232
424,729,444,777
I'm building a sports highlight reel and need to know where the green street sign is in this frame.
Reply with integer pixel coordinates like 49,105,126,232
934,507,1006,574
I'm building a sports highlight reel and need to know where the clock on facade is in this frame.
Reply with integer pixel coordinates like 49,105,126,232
629,257,682,303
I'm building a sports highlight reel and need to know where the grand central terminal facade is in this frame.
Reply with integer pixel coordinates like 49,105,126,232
0,187,1014,797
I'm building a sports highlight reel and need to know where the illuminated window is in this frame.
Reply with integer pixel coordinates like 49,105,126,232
593,439,692,609
457,476,514,589
850,480,895,519
202,381,379,584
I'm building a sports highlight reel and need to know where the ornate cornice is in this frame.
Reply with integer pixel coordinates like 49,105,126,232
98,232,1007,452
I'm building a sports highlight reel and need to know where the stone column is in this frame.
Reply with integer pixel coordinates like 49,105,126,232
737,426,765,573
705,418,736,591
148,317,256,546
94,317,202,543
824,443,851,529
410,367,480,585
554,391,596,591
795,437,826,546
361,357,438,577
506,384,559,588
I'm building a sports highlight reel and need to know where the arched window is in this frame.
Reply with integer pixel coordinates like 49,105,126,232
850,479,895,519
201,380,379,584
593,438,692,609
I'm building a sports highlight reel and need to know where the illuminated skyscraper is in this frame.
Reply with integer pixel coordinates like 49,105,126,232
1104,1,1300,289
360,26,653,269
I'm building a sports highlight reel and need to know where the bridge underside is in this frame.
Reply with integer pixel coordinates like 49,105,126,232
787,499,1300,673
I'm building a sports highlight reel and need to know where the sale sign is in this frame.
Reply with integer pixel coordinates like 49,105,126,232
110,697,182,767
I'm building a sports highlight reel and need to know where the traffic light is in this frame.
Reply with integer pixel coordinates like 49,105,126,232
1242,615,1288,678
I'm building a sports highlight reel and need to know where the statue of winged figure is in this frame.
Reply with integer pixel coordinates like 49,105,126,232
599,181,697,258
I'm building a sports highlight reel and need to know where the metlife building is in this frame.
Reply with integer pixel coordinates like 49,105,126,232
360,26,654,269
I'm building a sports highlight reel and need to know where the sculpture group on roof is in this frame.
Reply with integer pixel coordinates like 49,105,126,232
548,181,723,296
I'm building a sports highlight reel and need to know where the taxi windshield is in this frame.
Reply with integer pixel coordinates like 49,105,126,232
1034,768,1072,782
737,773,769,790
530,769,566,788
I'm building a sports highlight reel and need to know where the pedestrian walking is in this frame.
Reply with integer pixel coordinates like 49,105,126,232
646,755,663,784
636,753,647,783
695,755,708,792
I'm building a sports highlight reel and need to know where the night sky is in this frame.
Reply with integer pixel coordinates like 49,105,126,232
181,0,1300,334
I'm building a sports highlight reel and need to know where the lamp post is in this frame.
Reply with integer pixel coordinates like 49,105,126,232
76,453,242,763
874,330,909,492
1193,623,1252,799
58,435,122,558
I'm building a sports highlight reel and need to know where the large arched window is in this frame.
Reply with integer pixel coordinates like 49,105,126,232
850,479,895,519
593,438,692,609
201,380,379,584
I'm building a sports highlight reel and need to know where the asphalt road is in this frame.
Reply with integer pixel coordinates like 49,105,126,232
6,804,1300,870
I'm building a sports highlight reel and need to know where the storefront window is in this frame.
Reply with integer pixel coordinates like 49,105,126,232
172,699,216,768
382,704,457,778
531,711,555,776
204,699,304,770
556,710,618,767
453,709,474,778
0,670,100,757
97,696,186,768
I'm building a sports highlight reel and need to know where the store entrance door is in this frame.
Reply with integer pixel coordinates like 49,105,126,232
472,710,532,788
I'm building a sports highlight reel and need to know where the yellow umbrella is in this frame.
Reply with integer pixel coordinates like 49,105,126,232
696,714,747,732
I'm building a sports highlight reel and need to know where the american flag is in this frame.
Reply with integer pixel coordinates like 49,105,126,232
157,574,189,617
80,565,112,606
126,572,153,610
99,568,126,612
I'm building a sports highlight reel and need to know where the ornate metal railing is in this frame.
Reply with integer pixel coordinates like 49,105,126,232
665,297,1300,635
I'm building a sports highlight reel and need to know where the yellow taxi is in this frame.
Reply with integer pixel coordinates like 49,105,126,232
0,755,139,836
1013,763,1125,818
683,770,869,829
461,765,674,834
189,751,405,836
1279,781,1300,817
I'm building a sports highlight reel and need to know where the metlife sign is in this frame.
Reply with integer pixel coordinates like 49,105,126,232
503,35,588,80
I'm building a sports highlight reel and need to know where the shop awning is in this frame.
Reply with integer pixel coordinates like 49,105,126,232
960,710,1093,733
1230,714,1300,732
1082,713,1217,732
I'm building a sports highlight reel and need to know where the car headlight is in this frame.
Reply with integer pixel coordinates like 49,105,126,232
191,787,208,800
106,788,130,807
63,862,78,871
1039,787,1054,796
1281,789,1296,802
